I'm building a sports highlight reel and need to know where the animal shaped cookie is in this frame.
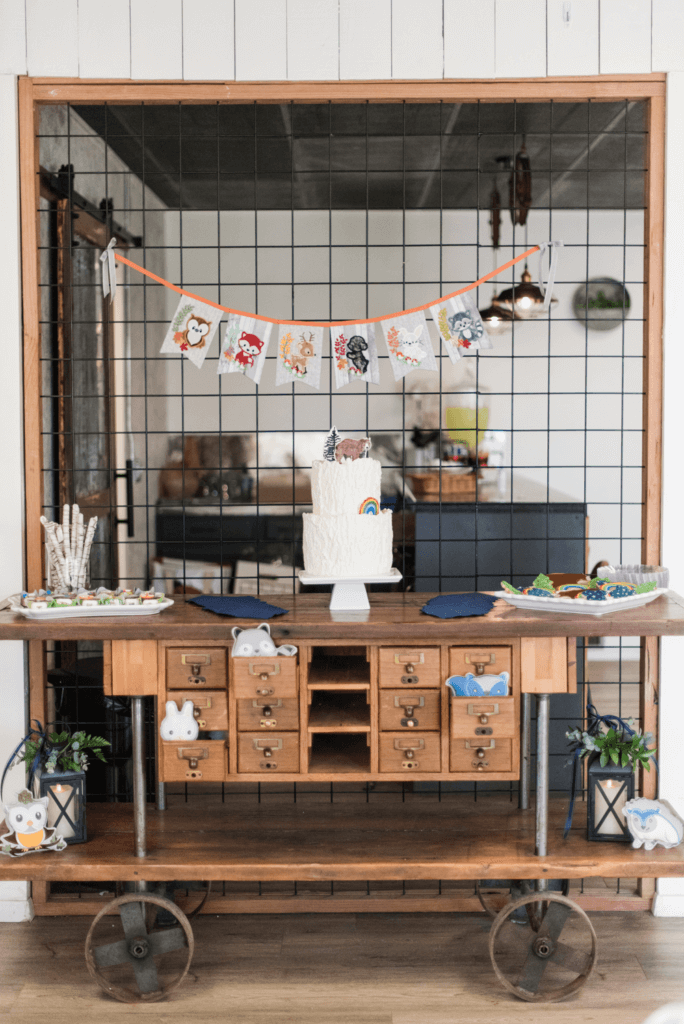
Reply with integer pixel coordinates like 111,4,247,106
623,798,683,850
1,790,66,857
445,671,509,698
231,622,297,658
160,700,199,742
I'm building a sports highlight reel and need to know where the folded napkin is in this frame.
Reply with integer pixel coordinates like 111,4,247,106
189,595,288,619
421,592,498,619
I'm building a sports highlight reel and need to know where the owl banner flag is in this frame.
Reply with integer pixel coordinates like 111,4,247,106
430,292,491,363
217,315,273,385
275,324,324,389
331,323,380,389
160,296,223,369
380,310,437,381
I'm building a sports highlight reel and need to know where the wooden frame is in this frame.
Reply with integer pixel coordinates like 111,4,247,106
16,73,666,914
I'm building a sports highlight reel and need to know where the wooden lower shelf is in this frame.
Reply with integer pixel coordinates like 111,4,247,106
2,794,683,883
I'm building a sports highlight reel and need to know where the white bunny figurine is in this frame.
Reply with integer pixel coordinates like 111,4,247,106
397,324,426,364
160,699,199,742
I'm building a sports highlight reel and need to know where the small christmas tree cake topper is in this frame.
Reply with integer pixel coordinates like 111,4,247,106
323,426,341,461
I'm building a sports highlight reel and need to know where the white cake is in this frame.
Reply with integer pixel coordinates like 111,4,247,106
303,457,393,577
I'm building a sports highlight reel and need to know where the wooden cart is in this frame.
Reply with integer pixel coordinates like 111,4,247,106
2,593,683,1003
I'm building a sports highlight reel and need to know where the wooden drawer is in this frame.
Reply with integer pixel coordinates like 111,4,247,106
237,697,299,731
169,690,227,731
450,738,512,774
232,658,297,700
238,732,300,773
450,696,516,739
166,648,227,690
449,645,512,679
379,648,440,688
379,689,440,731
379,732,441,773
162,740,227,781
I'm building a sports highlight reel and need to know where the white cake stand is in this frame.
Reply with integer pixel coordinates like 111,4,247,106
298,568,403,611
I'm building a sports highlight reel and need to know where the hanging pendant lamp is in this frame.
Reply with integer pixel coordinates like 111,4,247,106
495,265,558,319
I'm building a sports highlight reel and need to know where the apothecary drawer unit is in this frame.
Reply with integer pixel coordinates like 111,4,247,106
232,657,298,699
171,691,228,732
161,740,227,781
238,732,300,773
237,697,300,731
378,647,441,688
451,738,513,775
379,732,441,772
379,689,440,731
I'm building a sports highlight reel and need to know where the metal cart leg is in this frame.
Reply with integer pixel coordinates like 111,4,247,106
132,696,147,862
519,693,532,810
488,691,597,1001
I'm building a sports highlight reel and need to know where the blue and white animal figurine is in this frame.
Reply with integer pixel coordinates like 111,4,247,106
160,700,199,742
445,671,509,698
1,790,66,857
231,622,297,658
623,798,684,851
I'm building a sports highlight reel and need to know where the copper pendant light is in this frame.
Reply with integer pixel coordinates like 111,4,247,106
495,265,557,319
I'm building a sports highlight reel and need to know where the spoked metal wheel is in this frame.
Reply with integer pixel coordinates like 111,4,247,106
477,878,570,927
85,893,194,1003
488,893,597,1002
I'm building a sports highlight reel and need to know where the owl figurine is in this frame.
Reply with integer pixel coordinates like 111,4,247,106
1,790,66,857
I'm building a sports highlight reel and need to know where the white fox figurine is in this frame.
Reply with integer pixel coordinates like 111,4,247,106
160,699,199,742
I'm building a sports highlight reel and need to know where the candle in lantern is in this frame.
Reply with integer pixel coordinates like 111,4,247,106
47,784,76,840
594,778,628,836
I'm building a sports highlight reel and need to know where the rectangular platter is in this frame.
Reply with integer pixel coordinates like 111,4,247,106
494,588,666,616
9,597,175,620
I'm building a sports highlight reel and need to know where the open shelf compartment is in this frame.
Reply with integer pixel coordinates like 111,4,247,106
308,690,371,732
307,647,370,690
308,733,371,773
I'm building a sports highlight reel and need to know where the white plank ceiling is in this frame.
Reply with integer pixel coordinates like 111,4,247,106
2,0,683,79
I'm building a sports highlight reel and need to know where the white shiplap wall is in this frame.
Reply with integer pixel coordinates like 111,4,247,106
2,0,684,79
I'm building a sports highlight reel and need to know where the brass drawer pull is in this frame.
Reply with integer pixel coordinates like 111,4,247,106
248,662,281,678
467,702,499,724
252,698,283,710
393,737,425,752
181,654,211,680
394,652,425,667
465,739,496,751
177,747,209,771
252,737,283,752
394,695,425,709
465,652,495,676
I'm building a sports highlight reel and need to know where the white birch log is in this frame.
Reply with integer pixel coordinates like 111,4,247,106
80,516,97,588
62,504,72,586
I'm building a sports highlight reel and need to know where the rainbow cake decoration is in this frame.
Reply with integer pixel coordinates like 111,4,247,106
359,497,380,515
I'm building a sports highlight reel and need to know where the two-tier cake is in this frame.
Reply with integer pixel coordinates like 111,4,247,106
302,429,393,578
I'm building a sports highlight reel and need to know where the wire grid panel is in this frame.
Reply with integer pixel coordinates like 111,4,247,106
34,100,650,904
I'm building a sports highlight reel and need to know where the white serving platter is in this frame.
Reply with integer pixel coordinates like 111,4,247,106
10,598,175,620
494,588,666,616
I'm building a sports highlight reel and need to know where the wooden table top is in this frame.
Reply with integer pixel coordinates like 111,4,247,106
0,793,682,883
0,592,683,641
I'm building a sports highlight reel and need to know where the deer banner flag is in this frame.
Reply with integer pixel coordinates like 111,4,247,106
217,315,273,385
330,323,380,389
275,324,324,389
380,311,437,381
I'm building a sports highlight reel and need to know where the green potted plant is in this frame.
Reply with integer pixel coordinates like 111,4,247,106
566,710,655,842
5,725,109,845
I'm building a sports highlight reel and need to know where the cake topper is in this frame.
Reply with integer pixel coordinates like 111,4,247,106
323,426,371,463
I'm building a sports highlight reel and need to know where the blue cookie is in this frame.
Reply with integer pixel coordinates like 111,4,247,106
523,587,555,598
584,589,608,601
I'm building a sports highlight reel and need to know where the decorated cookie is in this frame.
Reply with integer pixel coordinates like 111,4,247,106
602,582,635,598
523,587,556,598
582,589,609,601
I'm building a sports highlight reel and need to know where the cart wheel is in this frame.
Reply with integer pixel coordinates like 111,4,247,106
85,893,194,1003
489,893,596,1002
477,879,569,926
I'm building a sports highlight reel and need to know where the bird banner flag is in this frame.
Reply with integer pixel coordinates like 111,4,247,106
160,296,224,369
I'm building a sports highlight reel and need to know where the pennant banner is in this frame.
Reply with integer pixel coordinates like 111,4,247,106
275,325,324,389
331,323,380,389
429,292,491,363
160,296,223,369
217,315,273,384
381,311,437,381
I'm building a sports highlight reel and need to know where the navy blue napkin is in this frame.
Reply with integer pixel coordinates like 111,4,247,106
421,592,498,619
189,595,288,619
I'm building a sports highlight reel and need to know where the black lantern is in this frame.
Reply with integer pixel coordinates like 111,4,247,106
35,769,87,845
586,754,634,842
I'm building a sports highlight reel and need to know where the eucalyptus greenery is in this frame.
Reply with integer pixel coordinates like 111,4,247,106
16,729,109,775
566,722,655,772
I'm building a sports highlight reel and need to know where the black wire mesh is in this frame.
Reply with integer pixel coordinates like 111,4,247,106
34,98,649,902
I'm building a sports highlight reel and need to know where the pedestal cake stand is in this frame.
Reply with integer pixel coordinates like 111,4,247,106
298,568,403,611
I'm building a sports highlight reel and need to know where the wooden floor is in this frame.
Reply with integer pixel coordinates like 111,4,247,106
1,909,683,1021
